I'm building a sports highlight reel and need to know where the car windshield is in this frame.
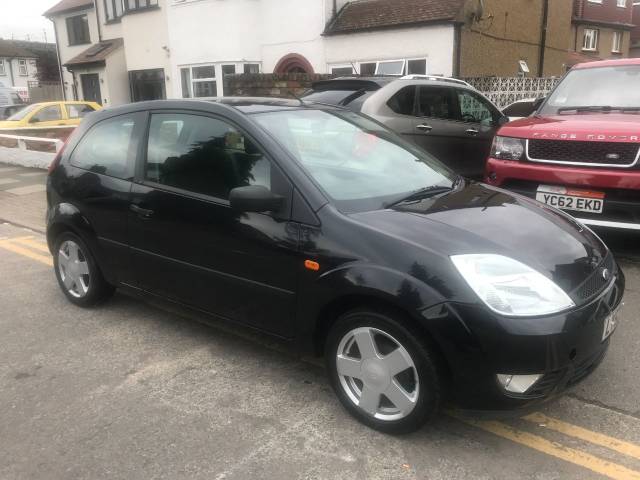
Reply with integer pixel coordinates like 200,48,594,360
253,109,456,212
7,103,39,121
540,65,640,115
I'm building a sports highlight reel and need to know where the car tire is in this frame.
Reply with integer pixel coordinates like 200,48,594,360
53,231,115,307
325,307,442,434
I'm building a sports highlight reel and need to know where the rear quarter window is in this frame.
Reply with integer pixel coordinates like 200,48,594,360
70,114,138,179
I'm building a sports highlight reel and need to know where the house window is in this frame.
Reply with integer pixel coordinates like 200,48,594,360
243,64,260,74
104,0,124,22
18,59,28,76
330,65,354,75
0,59,5,76
181,65,216,98
612,31,623,52
354,58,428,76
582,28,599,51
617,0,627,6
376,60,405,76
359,63,376,75
66,14,90,45
124,0,158,12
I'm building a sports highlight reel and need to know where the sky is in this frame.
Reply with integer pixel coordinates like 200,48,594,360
0,0,58,43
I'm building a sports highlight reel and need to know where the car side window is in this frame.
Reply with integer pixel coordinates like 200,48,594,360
416,86,455,120
146,113,271,200
457,90,496,125
66,104,95,119
387,86,416,115
70,114,137,179
31,105,62,123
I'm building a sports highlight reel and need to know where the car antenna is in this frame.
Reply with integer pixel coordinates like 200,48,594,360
288,90,307,107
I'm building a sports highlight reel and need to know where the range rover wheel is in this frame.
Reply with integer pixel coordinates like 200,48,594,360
53,232,114,307
326,308,442,434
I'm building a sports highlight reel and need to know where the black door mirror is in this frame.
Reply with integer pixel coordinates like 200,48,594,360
533,96,546,111
229,185,284,213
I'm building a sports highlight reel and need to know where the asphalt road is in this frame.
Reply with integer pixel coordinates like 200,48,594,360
0,165,639,479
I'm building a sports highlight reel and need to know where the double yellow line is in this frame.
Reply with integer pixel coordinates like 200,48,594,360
451,411,640,480
2,233,640,479
0,235,52,266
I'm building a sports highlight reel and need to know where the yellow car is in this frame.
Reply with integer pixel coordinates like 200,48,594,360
0,101,102,129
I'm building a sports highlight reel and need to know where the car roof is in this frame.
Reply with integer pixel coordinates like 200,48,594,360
573,57,640,70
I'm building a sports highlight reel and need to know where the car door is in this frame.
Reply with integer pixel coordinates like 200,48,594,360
128,110,299,337
64,112,145,285
27,103,66,128
406,86,467,171
455,89,502,177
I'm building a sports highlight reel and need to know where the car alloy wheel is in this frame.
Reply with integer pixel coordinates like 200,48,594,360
57,239,91,298
336,326,419,421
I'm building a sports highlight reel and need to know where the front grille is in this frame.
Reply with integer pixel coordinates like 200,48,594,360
567,347,607,387
528,139,639,167
572,253,615,301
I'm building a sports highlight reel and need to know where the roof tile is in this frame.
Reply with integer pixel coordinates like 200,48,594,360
325,0,465,35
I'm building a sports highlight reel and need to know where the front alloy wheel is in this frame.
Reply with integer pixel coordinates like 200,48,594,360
336,327,419,421
326,308,442,434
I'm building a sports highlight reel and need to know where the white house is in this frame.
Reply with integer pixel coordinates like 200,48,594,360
45,0,463,105
0,39,39,90
45,0,171,106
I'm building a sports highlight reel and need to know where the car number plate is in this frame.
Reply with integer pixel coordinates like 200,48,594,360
602,306,620,341
536,185,604,214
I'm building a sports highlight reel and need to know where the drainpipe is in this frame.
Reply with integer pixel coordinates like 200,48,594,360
51,19,66,100
538,0,550,76
8,58,15,87
332,0,337,17
93,0,103,42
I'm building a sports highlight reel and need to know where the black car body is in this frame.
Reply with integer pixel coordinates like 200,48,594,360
46,99,624,433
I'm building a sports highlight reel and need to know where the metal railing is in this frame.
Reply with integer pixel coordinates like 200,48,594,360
0,133,63,153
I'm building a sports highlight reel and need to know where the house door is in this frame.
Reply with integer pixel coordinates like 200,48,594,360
80,74,102,105
129,69,166,102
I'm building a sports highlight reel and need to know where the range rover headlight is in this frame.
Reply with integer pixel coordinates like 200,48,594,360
490,136,525,161
451,254,575,317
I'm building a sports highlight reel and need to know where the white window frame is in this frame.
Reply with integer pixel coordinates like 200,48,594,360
180,62,262,98
329,64,355,75
375,59,406,76
0,59,5,76
612,31,623,52
405,58,429,75
18,59,28,76
583,28,599,51
617,0,627,7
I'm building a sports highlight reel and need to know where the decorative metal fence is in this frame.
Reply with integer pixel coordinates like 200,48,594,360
462,77,561,109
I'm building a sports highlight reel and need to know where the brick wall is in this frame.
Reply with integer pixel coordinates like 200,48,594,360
223,73,333,98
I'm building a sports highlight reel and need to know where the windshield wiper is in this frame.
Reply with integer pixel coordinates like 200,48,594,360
385,184,453,208
558,106,640,114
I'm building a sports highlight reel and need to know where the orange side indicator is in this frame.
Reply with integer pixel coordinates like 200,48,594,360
304,260,320,271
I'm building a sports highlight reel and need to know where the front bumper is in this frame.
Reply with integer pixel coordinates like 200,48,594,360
485,158,640,230
431,263,625,411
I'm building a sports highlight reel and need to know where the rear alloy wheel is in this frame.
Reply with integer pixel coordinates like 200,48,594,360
326,309,442,433
53,232,114,307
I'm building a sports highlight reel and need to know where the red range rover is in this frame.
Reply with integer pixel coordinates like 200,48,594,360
485,58,640,230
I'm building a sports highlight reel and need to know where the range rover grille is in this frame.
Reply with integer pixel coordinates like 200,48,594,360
528,140,639,167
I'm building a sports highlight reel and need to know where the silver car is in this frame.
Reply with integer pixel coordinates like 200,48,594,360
304,77,508,177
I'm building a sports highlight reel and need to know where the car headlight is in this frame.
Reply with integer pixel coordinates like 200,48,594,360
451,254,575,317
490,136,525,161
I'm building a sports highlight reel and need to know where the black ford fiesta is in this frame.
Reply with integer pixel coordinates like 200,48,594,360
46,98,624,433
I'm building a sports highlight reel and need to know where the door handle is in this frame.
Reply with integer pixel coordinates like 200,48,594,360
416,124,433,132
466,128,479,135
130,204,154,218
